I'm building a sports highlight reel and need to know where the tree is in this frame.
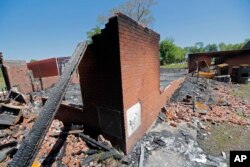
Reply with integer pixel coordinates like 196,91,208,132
194,42,205,53
218,42,227,51
160,38,175,64
184,42,205,54
160,38,185,65
86,0,156,44
98,0,157,27
219,41,246,51
174,46,186,63
86,26,101,43
205,43,218,52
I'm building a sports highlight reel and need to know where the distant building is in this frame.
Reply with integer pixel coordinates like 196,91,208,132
188,42,250,83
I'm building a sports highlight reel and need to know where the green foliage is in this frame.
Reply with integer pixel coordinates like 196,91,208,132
205,43,218,52
86,26,101,43
184,42,205,54
218,42,227,51
161,63,187,69
185,39,249,54
160,38,249,66
0,70,6,89
160,38,185,65
218,42,246,51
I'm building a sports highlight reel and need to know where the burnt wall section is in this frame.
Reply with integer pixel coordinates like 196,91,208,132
188,50,250,74
224,54,250,74
78,13,184,154
0,57,80,93
27,57,80,91
2,60,32,94
188,54,211,73
78,16,125,149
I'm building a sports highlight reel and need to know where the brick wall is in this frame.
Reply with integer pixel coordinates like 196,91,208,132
78,16,125,149
117,14,161,153
78,13,184,154
2,60,32,94
41,76,59,89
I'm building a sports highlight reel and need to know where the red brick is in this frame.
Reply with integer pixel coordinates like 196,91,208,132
78,13,184,154
2,60,32,93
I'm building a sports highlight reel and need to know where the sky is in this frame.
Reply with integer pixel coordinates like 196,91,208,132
0,0,249,60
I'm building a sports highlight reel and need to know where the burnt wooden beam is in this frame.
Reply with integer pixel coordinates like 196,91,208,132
8,42,87,167
0,141,17,150
79,133,112,152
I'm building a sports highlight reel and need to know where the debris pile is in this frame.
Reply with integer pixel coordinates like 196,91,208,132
123,75,250,166
0,74,248,166
164,76,250,127
35,83,83,106
126,122,227,167
0,89,123,167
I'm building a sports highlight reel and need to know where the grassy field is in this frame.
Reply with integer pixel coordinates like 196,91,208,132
232,83,250,101
198,122,250,158
160,63,187,69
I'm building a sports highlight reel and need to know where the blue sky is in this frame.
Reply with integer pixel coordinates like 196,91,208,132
0,0,249,60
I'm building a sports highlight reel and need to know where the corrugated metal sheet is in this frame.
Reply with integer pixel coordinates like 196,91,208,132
27,58,58,78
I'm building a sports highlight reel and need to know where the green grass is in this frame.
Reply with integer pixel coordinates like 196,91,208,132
160,63,187,69
232,84,250,101
198,123,250,157
0,70,6,89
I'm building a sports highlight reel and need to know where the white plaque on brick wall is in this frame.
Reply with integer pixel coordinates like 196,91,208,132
126,102,141,137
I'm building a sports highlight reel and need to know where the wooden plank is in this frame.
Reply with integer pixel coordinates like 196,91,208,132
50,129,83,137
139,144,145,167
79,133,112,151
0,114,19,125
1,103,27,110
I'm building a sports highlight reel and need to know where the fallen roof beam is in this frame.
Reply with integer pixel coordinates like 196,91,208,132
79,133,112,152
8,42,87,167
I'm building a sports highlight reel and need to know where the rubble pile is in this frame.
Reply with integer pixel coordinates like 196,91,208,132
165,75,250,127
35,121,89,167
34,83,83,106
126,125,227,167
0,90,122,167
124,75,249,167
0,74,249,167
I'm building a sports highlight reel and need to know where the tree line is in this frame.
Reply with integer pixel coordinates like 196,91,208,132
160,38,250,65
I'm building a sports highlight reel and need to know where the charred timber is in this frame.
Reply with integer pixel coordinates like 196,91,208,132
8,42,87,167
